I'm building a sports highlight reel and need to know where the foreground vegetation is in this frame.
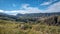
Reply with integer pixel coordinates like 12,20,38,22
0,20,60,34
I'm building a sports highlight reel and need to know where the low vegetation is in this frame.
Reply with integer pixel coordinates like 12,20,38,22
0,16,60,34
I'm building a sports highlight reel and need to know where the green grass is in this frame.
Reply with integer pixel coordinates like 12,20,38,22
0,20,60,34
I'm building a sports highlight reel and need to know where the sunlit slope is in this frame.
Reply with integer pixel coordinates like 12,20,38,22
0,20,60,34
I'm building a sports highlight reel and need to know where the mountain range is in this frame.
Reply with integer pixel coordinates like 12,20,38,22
0,12,60,22
17,12,60,17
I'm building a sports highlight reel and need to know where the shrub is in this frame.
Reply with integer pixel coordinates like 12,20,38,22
20,24,32,30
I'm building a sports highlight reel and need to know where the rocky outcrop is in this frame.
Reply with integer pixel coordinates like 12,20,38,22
37,16,60,26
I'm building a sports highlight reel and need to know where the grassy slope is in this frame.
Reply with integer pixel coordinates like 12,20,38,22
0,20,60,34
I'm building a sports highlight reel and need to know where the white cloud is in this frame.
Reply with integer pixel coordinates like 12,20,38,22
0,10,4,13
0,2,60,15
24,7,42,13
44,2,60,13
40,2,51,5
19,4,42,13
40,0,58,6
11,7,42,14
21,4,30,9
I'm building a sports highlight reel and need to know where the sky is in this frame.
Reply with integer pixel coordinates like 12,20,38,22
0,0,60,15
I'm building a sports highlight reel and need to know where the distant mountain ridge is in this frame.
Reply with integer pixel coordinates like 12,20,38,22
17,12,60,17
0,13,18,21
0,12,60,18
0,12,60,21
